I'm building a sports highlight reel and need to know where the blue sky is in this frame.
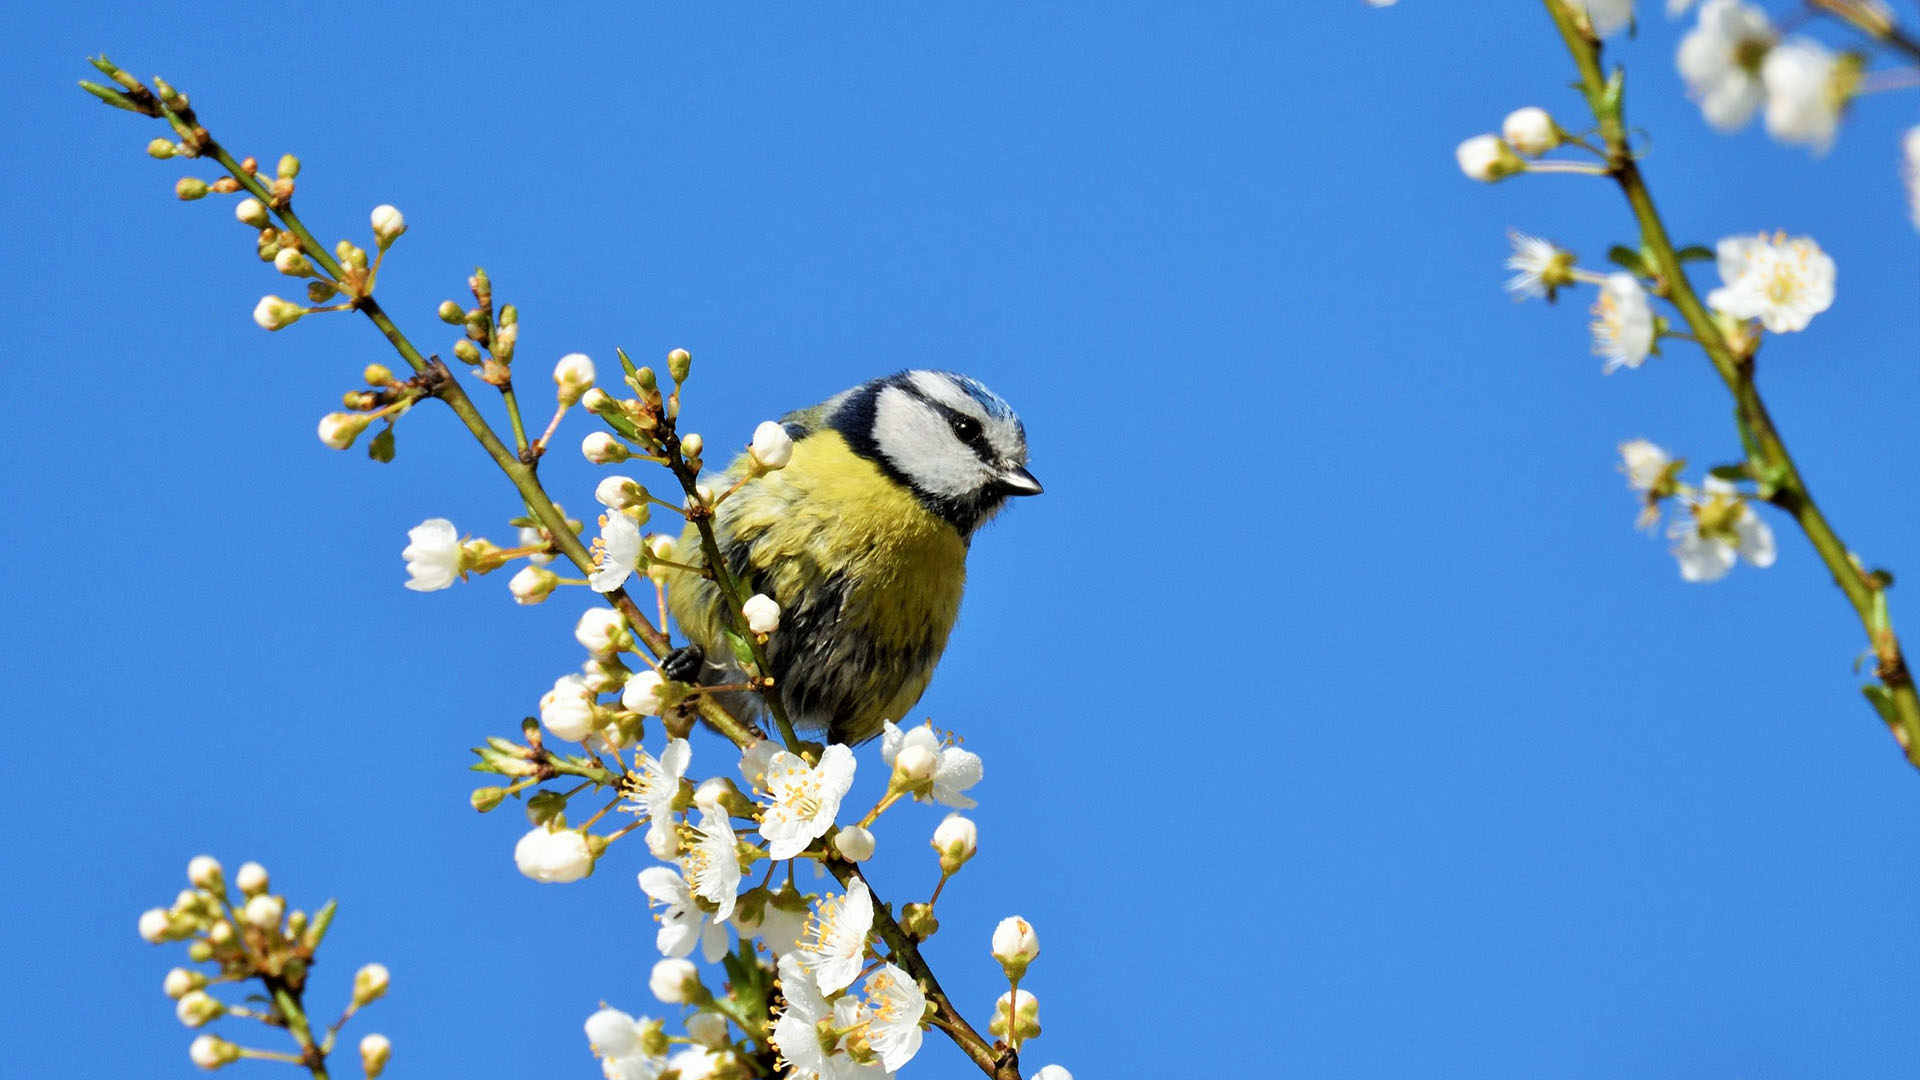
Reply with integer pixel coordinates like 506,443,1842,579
12,2,1920,1077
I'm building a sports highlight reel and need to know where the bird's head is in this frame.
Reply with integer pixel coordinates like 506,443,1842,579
828,370,1041,537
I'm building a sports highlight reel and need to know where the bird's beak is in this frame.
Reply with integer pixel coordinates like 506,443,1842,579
995,465,1044,496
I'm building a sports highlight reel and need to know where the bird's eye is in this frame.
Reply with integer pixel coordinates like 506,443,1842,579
950,415,981,442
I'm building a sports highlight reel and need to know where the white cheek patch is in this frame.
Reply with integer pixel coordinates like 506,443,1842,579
873,386,990,500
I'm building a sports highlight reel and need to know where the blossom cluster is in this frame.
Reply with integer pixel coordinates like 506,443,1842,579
136,856,391,1075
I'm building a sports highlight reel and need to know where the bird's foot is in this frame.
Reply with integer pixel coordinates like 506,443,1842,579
661,643,705,684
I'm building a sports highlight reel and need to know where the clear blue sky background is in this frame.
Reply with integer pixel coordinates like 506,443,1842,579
11,2,1920,1077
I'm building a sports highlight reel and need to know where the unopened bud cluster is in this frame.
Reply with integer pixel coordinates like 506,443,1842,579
137,855,389,1073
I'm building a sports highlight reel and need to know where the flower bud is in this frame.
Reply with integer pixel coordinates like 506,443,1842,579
649,957,703,1004
273,247,314,277
900,901,940,940
494,321,519,360
186,855,224,893
1501,106,1561,156
454,339,483,365
595,475,646,510
583,432,632,465
189,1034,240,1070
163,967,205,999
991,916,1039,979
317,411,374,450
242,893,284,931
176,989,224,1028
585,1008,644,1059
1031,1066,1074,1080
680,432,704,460
147,137,178,158
252,295,305,331
988,989,1040,1042
370,204,406,246
646,536,677,586
470,785,507,812
622,670,666,714
832,825,876,862
235,197,270,228
510,565,559,605
574,608,631,655
307,280,339,304
750,420,794,470
233,862,269,897
353,963,391,1006
207,919,234,946
742,593,780,635
276,154,301,179
514,826,596,883
548,353,594,406
359,1034,391,1078
893,743,938,787
139,907,175,943
581,386,614,414
932,813,977,873
694,776,747,815
684,1011,730,1049
541,674,598,741
1455,134,1523,182
436,300,465,324
666,348,693,383
175,177,210,200
582,655,630,694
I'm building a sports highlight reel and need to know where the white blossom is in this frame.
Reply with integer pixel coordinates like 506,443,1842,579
759,745,857,860
139,907,172,943
590,509,645,592
369,204,407,245
832,825,875,862
932,813,978,871
1668,478,1777,582
622,670,666,715
1455,134,1522,182
242,893,283,931
881,722,984,808
513,826,594,883
509,565,558,605
596,475,644,510
584,431,632,465
575,607,630,654
751,420,795,470
1590,273,1655,373
189,1034,238,1069
739,739,784,794
991,916,1040,974
234,862,269,897
235,197,270,227
519,524,555,565
637,865,729,962
540,674,598,742
771,956,841,1080
1706,232,1835,333
585,1009,649,1062
859,962,926,1072
743,593,781,634
401,518,462,591
649,958,701,1004
1762,39,1842,152
628,738,692,853
1677,0,1773,131
666,1048,721,1080
739,886,811,956
253,295,305,331
1031,1067,1075,1080
1502,107,1560,156
794,877,874,994
685,1013,731,1050
554,352,596,404
1504,230,1567,300
683,805,742,922
1618,439,1674,493
1570,0,1635,36
317,412,372,450
1905,127,1920,232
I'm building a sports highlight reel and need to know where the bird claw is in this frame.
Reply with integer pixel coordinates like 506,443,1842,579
661,643,705,684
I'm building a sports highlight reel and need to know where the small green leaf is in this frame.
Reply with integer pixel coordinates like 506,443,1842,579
1864,685,1900,728
1708,464,1750,482
367,425,396,463
1675,245,1715,264
1607,245,1651,277
526,789,568,827
724,628,755,667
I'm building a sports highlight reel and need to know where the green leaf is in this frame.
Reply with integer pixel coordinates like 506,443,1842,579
367,425,396,463
1864,685,1900,729
1708,464,1749,482
526,789,568,827
1607,245,1650,277
1675,245,1715,264
724,628,755,667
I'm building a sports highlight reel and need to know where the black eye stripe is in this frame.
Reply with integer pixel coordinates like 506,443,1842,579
937,405,995,461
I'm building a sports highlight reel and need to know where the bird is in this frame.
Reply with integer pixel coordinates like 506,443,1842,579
663,370,1041,746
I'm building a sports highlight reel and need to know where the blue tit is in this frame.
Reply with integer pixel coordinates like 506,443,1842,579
663,370,1042,745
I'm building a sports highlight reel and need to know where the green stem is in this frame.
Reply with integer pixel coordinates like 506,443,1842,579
265,977,331,1080
1542,0,1920,763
